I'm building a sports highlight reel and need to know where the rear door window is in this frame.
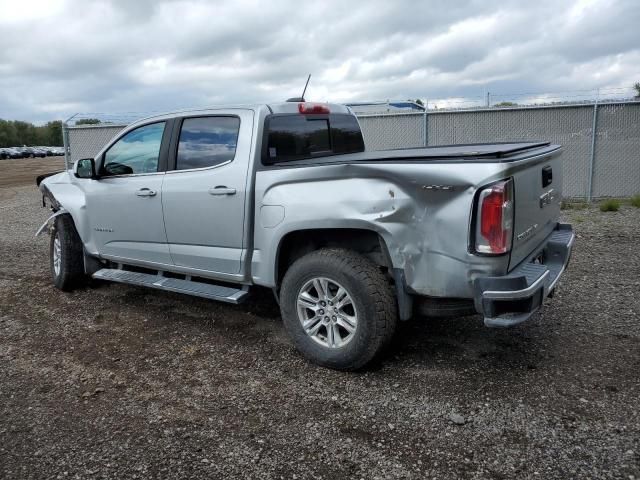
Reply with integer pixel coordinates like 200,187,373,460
176,116,240,170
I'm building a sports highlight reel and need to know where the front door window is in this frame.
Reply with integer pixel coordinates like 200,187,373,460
102,122,166,176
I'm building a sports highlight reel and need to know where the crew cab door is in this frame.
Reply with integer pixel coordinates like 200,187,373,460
161,110,254,275
85,121,173,265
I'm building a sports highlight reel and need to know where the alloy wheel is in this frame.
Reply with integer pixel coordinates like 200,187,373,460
296,277,358,348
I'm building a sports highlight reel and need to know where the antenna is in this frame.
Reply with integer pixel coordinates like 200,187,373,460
301,74,311,101
286,74,312,102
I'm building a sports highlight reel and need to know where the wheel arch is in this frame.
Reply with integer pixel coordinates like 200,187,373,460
274,227,394,286
269,227,415,320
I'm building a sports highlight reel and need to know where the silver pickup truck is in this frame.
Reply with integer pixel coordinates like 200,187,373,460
36,101,574,370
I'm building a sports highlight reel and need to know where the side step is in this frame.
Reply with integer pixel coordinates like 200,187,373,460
92,268,249,304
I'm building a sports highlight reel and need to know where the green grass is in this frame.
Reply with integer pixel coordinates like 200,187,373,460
599,199,621,212
630,195,640,208
561,200,588,210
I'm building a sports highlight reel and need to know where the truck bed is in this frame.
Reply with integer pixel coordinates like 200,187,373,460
267,142,559,167
258,137,564,285
358,141,556,161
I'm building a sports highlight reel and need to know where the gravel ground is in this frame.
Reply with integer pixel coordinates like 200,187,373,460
0,158,65,188
0,182,638,480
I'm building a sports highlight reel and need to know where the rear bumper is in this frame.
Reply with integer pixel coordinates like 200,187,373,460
474,223,574,327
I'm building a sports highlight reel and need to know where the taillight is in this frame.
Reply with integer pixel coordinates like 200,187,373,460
475,179,514,255
298,102,330,114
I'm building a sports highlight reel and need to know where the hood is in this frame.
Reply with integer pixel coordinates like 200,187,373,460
37,170,71,189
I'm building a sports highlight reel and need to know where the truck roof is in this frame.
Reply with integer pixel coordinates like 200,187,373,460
128,102,353,127
266,102,352,115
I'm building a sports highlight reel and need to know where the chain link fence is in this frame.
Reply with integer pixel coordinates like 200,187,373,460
358,114,425,150
358,100,640,199
591,103,640,198
65,124,126,164
425,105,596,198
64,100,640,199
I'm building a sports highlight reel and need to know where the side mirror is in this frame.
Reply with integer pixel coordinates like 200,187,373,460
74,158,96,179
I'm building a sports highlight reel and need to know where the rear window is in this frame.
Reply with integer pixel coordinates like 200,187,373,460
263,114,364,164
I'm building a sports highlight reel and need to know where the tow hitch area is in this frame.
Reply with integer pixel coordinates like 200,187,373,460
474,224,574,327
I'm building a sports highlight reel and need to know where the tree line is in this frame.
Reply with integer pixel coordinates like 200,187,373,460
0,119,63,148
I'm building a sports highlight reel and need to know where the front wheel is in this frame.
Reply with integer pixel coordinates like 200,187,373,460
50,215,86,291
280,248,397,371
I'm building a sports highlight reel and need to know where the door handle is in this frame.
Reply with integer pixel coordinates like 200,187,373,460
208,186,236,196
136,188,157,197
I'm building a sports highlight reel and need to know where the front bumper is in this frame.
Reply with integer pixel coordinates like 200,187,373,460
474,223,574,327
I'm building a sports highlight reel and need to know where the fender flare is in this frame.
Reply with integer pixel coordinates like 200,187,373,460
34,208,67,237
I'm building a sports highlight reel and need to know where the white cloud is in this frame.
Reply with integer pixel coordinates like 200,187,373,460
0,0,638,122
0,0,66,24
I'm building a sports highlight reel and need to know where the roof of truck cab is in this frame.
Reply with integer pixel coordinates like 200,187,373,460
127,104,268,124
127,101,352,127
267,102,352,114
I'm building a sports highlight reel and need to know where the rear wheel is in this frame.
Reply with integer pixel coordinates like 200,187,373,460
280,248,397,370
50,215,86,291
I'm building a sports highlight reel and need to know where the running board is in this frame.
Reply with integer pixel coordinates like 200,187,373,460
92,268,249,304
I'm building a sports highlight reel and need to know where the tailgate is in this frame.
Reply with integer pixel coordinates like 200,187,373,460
509,149,563,269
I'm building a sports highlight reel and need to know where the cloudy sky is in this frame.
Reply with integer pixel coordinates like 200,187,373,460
1,0,639,122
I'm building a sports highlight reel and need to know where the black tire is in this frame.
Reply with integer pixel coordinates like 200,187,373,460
280,248,397,371
50,214,86,291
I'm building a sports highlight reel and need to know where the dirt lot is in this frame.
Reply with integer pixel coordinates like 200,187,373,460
0,157,65,188
0,164,638,479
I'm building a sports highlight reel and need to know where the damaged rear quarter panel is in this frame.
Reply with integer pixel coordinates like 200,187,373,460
252,161,511,298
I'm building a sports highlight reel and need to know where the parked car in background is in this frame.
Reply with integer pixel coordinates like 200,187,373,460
20,147,46,158
40,147,64,156
4,148,24,159
37,147,55,156
0,146,64,158
19,147,34,158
